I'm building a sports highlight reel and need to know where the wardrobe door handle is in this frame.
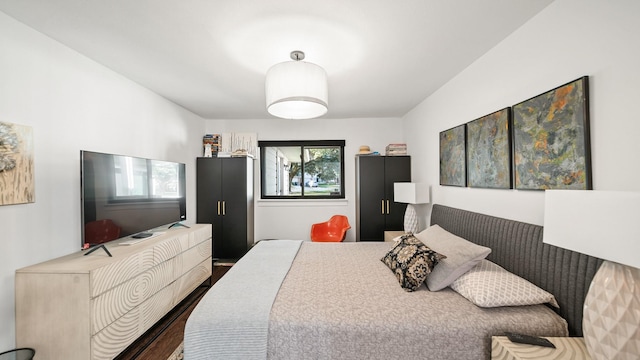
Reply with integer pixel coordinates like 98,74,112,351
223,201,226,216
381,200,385,215
386,200,390,214
217,201,220,215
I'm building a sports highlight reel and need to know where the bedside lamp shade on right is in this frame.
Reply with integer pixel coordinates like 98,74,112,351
543,190,640,360
394,183,429,234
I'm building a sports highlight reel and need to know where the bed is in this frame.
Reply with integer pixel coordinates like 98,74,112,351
185,204,603,360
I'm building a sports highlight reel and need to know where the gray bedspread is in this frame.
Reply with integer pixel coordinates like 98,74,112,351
267,242,568,360
185,241,568,360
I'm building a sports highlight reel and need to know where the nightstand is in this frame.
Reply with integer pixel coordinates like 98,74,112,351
383,231,406,242
491,336,591,360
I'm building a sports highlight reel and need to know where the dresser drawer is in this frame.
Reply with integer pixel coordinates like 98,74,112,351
91,259,174,334
154,233,190,264
190,225,212,247
174,258,212,305
179,240,212,275
91,306,139,360
91,247,155,297
91,280,176,359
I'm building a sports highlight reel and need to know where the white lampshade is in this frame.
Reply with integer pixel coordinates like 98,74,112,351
543,190,640,360
265,52,328,120
394,183,429,234
394,182,429,205
543,190,640,268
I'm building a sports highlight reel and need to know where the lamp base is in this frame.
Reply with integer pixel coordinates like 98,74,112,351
403,204,418,234
583,260,640,360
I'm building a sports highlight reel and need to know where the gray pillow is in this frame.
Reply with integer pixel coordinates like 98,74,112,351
414,225,491,291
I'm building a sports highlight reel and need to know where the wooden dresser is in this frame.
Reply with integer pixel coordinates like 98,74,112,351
15,224,212,360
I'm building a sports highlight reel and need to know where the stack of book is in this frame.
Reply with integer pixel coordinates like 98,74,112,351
385,143,407,156
203,134,221,157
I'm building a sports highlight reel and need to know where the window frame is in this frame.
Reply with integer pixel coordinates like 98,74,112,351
258,140,346,200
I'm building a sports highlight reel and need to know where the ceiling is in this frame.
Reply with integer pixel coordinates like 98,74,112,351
0,0,554,119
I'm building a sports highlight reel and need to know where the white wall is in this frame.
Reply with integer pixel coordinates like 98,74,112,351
205,118,404,242
0,13,204,350
403,0,640,226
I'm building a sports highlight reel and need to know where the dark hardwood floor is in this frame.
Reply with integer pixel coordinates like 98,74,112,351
116,265,232,360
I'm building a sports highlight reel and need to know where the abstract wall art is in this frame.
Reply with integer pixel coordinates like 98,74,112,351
0,121,35,205
512,77,591,190
439,124,466,187
466,108,512,189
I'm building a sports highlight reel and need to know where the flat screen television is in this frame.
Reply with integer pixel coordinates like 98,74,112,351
81,150,186,249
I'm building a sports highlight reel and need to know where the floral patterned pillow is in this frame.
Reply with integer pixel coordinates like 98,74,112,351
381,235,446,292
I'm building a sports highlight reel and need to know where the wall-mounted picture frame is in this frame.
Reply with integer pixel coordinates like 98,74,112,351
466,107,512,189
439,124,466,187
512,76,591,190
0,121,35,205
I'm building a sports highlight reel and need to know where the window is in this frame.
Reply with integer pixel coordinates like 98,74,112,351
259,140,345,199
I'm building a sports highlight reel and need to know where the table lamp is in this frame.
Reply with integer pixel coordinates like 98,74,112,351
393,182,429,234
543,190,640,360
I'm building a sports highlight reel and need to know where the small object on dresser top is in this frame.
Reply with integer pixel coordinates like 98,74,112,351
505,332,555,348
203,144,212,157
120,238,150,246
232,149,254,157
131,232,153,239
357,145,373,155
120,232,165,245
385,143,407,156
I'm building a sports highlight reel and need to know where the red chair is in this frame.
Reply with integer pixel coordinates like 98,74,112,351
310,215,351,242
85,219,121,244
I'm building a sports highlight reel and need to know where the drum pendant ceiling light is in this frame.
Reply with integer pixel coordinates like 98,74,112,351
265,51,328,119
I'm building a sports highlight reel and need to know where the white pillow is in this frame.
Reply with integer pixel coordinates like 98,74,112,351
450,259,559,308
414,225,491,291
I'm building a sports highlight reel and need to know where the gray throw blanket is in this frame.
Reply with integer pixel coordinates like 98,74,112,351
184,240,302,360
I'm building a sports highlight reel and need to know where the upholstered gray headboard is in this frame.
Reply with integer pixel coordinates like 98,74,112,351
430,204,603,336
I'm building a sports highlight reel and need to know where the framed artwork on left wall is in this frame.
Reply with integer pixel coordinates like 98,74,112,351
0,121,35,205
